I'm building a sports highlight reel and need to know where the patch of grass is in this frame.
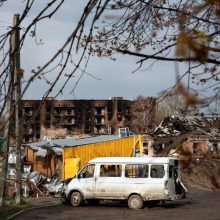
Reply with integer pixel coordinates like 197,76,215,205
0,200,29,219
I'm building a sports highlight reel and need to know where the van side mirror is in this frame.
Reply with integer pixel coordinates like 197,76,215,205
76,172,80,179
77,173,84,179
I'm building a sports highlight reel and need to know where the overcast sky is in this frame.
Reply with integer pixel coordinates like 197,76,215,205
0,0,177,101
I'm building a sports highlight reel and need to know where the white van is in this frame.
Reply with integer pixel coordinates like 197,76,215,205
63,157,186,209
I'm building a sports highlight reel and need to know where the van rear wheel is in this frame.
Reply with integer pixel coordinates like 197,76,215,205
70,191,83,207
128,194,143,209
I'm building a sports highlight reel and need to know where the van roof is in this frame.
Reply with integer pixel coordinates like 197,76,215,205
88,157,177,164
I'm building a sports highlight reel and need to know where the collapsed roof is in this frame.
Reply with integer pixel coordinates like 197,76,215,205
151,116,220,138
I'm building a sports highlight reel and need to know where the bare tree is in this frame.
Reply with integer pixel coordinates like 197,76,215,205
0,0,113,205
0,1,219,129
156,89,201,123
131,96,156,133
82,0,220,109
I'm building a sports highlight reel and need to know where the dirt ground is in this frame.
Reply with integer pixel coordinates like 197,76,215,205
11,159,220,220
180,159,220,190
12,189,220,220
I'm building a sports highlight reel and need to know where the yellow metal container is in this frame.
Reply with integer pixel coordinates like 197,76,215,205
62,135,142,180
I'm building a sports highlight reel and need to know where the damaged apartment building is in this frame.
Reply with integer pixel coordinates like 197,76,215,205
21,97,156,143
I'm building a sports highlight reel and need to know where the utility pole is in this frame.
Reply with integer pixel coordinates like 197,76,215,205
13,14,23,205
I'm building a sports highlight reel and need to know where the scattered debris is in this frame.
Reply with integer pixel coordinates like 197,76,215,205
151,116,218,138
24,171,63,198
44,176,63,194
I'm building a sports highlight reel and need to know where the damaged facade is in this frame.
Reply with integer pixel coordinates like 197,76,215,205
6,143,62,198
21,97,156,143
148,116,220,157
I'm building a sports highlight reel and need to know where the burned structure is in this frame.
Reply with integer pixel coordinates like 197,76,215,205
21,97,156,143
149,116,220,157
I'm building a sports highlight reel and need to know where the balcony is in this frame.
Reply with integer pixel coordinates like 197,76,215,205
94,107,105,116
65,118,75,125
66,109,75,116
95,118,105,125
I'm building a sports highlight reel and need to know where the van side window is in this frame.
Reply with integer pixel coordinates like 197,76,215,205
79,164,95,178
150,165,165,178
100,164,122,177
125,164,149,178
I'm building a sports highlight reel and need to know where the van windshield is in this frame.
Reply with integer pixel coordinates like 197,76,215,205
79,164,95,178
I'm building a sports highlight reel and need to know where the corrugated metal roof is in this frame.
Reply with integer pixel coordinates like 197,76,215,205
62,135,120,147
35,148,47,157
23,135,122,149
52,147,62,156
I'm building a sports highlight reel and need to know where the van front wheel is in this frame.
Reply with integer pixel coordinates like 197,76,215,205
128,194,143,209
70,192,83,207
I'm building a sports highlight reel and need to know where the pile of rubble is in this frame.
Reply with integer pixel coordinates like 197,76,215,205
23,171,63,198
151,116,218,137
7,146,64,199
7,170,64,199
148,116,220,157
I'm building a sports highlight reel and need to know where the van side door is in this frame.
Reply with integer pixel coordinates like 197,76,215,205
167,161,177,197
147,164,166,200
168,160,184,196
95,163,124,199
77,164,96,199
123,164,149,197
